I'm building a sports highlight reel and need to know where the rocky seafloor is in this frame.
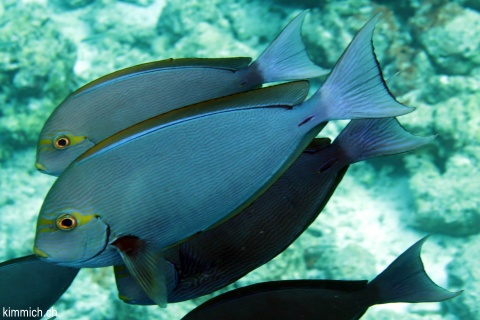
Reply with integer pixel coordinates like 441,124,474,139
0,0,479,319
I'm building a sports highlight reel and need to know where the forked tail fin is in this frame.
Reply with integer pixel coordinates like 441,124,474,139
368,236,462,304
306,14,414,121
334,117,434,164
253,10,329,82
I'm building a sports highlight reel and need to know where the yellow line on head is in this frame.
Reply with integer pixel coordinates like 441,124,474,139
38,139,52,147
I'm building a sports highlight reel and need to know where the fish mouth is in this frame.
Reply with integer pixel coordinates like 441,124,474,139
35,162,47,172
33,246,48,258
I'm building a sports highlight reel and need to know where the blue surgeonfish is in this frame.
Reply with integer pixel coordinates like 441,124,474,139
0,255,78,317
115,117,433,304
35,10,327,176
181,236,462,320
33,15,414,307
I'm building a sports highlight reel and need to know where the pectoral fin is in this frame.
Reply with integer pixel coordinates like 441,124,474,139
113,263,178,305
111,236,175,307
114,265,153,305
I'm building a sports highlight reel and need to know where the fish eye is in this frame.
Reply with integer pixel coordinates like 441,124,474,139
54,136,71,149
56,214,77,231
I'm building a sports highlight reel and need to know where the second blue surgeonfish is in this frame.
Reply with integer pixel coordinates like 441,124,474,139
33,15,414,307
0,117,429,314
35,10,327,176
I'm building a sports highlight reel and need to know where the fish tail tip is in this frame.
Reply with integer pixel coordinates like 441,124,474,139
253,10,328,83
369,235,462,304
334,117,434,164
311,15,414,121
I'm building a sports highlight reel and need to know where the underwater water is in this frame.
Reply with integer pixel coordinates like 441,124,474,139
0,0,479,319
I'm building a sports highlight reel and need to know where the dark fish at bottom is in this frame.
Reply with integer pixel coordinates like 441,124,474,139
181,236,462,320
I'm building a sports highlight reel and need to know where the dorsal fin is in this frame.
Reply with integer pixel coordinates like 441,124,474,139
75,81,310,163
73,57,253,96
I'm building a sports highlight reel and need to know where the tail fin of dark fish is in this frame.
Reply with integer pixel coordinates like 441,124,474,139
368,236,462,304
252,10,329,83
306,14,414,121
112,236,177,307
334,118,434,164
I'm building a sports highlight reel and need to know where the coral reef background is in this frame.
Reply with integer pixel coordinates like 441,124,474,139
1,0,478,319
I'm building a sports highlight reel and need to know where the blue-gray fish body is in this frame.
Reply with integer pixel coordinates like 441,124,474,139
34,15,413,307
114,117,432,304
0,255,78,316
35,10,327,176
181,237,462,320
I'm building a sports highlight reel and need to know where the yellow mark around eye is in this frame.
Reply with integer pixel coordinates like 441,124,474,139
37,139,53,152
74,212,97,226
36,217,55,234
37,211,97,234
38,139,52,147
69,135,87,146
38,135,87,151
55,135,87,149
56,214,77,230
